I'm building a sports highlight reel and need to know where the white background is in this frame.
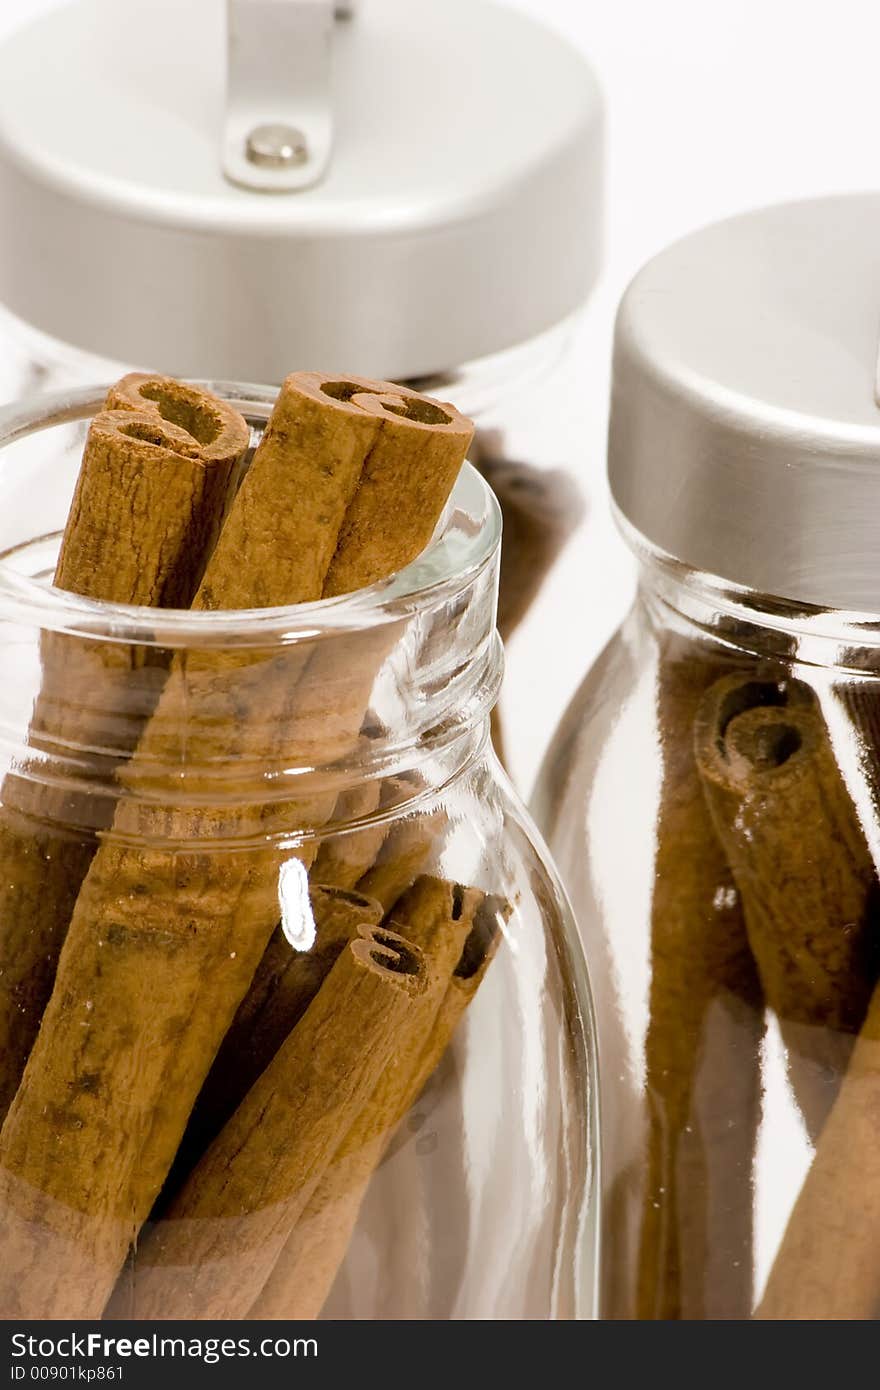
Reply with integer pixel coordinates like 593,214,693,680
3,0,880,789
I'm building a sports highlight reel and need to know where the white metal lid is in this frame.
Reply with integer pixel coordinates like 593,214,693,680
609,194,880,613
0,0,603,384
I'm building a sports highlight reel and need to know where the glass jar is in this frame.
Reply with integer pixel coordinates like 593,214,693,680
535,195,880,1320
536,550,880,1319
0,383,597,1322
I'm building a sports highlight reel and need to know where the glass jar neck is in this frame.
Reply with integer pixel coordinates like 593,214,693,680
0,387,504,847
0,550,503,848
631,530,880,677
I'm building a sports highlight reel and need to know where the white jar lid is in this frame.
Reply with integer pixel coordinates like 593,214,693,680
0,0,603,383
609,194,880,613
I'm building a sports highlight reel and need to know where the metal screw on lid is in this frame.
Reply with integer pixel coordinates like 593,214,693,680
224,0,334,193
608,194,880,613
0,0,603,385
245,125,310,169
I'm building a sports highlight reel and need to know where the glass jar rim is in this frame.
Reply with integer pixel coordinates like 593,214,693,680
0,381,501,647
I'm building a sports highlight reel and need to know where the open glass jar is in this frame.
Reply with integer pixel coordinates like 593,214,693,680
0,384,597,1322
535,195,880,1320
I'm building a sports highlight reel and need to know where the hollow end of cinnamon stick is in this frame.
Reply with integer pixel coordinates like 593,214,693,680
56,391,248,608
696,674,817,790
309,374,474,599
104,374,252,464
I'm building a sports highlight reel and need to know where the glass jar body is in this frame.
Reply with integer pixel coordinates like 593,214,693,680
0,387,597,1322
535,544,880,1320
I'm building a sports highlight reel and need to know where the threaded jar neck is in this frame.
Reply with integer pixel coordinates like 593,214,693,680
0,385,503,845
628,524,880,677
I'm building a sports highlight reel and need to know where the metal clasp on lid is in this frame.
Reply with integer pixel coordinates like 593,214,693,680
224,0,352,192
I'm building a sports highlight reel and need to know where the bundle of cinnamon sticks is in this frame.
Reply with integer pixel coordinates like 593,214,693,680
634,631,880,1320
0,371,509,1320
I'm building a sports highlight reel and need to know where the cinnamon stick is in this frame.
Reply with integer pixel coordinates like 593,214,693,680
111,926,426,1321
174,778,438,1179
0,373,473,1319
166,885,385,1188
69,374,250,601
406,892,506,1098
0,376,248,1118
319,378,472,598
756,980,880,1319
322,888,510,1322
695,674,880,1137
310,782,388,890
355,792,446,912
309,770,424,901
635,639,763,1322
250,880,507,1320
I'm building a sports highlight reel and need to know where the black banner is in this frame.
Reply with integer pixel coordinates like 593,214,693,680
0,1317,780,1385
3,1322,558,1387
